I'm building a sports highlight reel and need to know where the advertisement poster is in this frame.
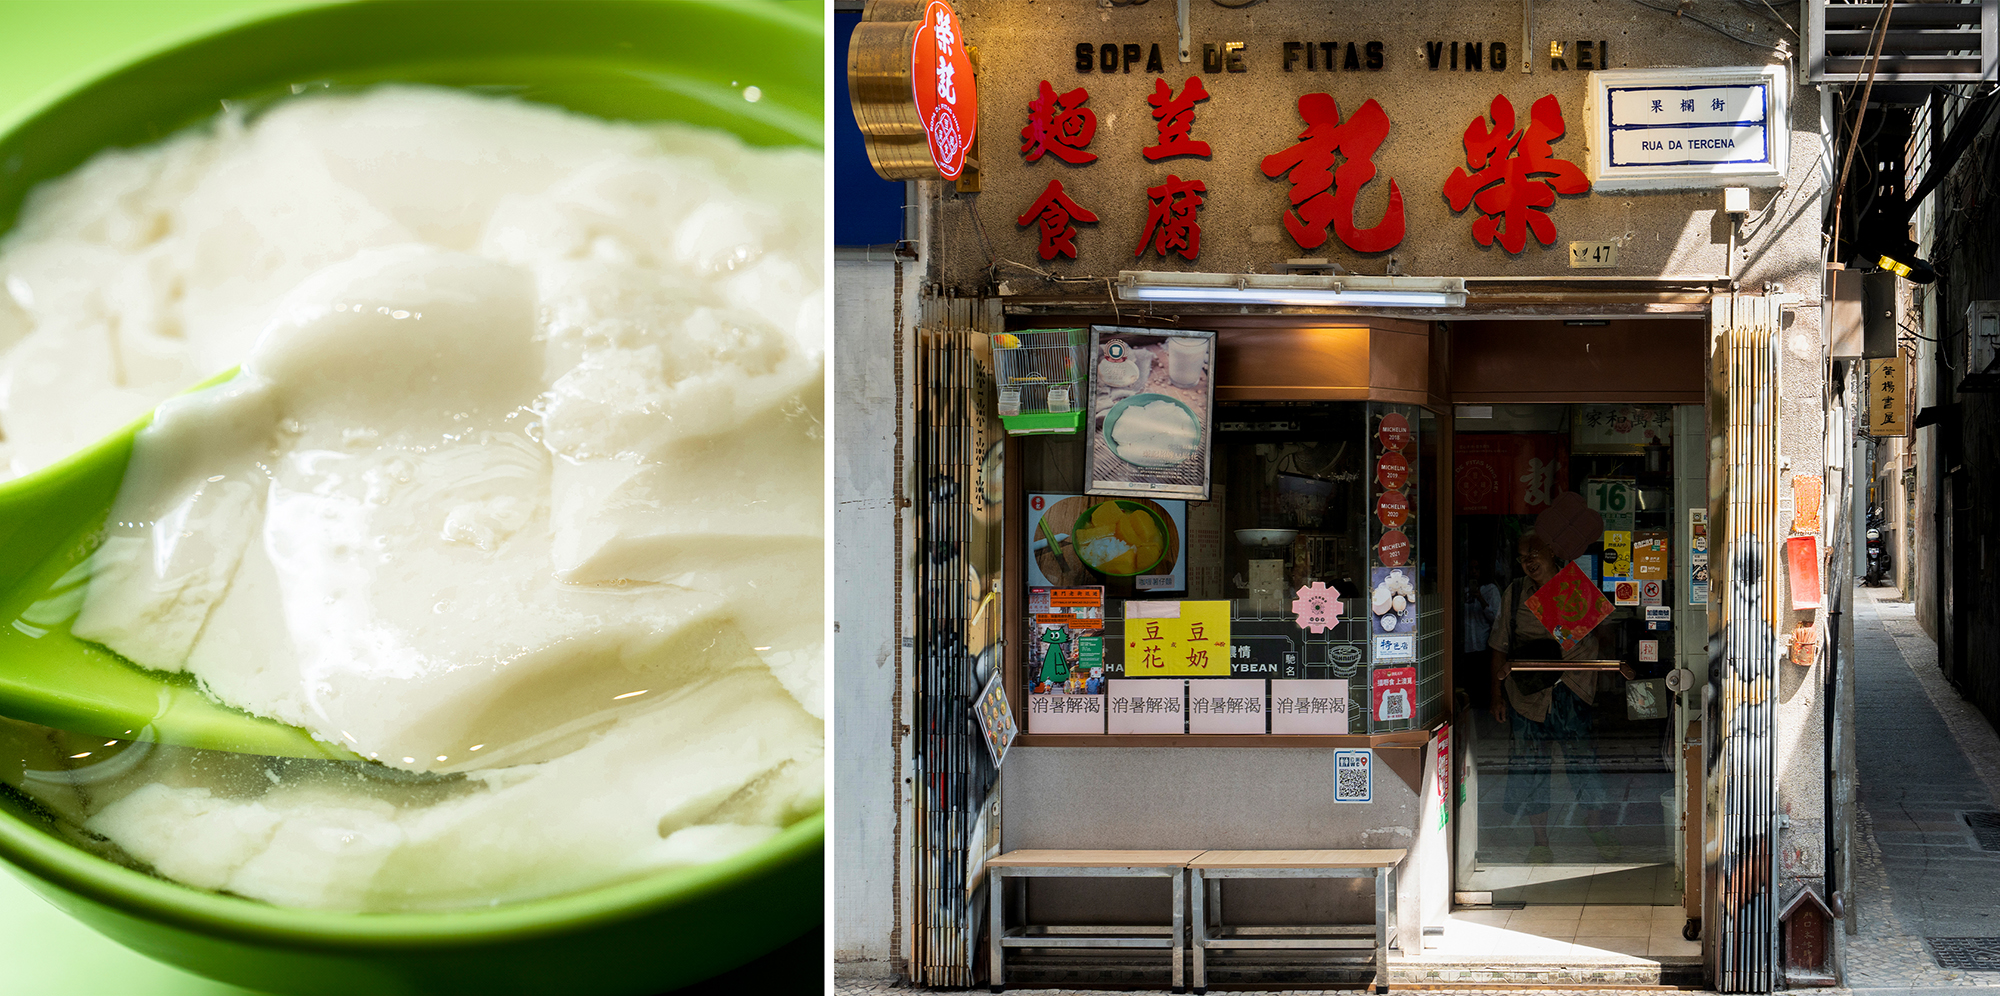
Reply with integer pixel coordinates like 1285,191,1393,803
1631,531,1668,580
1188,678,1268,734
1601,529,1633,583
974,671,1018,767
1086,326,1215,500
1689,508,1711,604
1124,600,1231,676
1371,666,1417,723
1334,748,1373,803
1027,587,1107,734
1368,567,1418,635
1028,493,1186,592
1107,678,1186,734
1453,434,1569,515
1270,679,1350,734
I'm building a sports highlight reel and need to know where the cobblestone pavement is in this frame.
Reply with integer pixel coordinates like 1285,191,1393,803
1842,588,2000,991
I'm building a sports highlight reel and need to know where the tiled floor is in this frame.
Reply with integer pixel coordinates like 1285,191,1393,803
1413,903,1700,961
1459,861,1682,905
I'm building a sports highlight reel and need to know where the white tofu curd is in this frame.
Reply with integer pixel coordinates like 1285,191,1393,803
0,87,822,912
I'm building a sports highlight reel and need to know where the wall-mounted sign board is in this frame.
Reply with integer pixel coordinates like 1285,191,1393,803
1582,66,1788,190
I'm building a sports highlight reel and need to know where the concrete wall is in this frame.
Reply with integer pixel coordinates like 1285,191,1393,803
1001,745,1432,953
834,258,905,976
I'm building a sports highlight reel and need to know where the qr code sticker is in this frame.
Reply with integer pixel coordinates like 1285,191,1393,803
1334,749,1371,803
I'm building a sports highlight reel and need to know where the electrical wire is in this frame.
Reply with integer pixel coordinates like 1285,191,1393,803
1728,0,1797,36
1623,0,1790,53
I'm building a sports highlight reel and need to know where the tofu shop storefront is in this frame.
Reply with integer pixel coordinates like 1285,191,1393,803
849,2,1834,990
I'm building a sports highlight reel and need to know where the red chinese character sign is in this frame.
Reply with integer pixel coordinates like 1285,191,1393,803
1443,94,1590,252
1135,175,1206,260
910,0,978,180
1261,94,1405,253
1521,562,1614,655
1021,81,1097,165
1017,180,1098,260
1144,77,1212,160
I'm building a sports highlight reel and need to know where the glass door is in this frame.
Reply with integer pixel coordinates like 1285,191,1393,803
1451,403,1691,906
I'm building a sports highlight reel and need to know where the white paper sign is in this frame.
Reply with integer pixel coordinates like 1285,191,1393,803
1027,693,1105,734
1271,679,1351,734
1188,678,1267,734
1106,678,1185,734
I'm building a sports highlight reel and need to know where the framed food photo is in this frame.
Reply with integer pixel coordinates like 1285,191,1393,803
1085,326,1215,500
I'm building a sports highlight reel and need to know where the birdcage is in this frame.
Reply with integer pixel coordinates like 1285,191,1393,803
990,327,1087,434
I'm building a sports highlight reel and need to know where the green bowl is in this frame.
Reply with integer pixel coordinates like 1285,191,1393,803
0,3,822,994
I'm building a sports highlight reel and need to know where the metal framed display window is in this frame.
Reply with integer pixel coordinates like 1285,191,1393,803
1002,319,1452,748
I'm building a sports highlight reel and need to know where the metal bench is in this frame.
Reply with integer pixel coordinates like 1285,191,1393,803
986,848,1205,993
1188,848,1405,995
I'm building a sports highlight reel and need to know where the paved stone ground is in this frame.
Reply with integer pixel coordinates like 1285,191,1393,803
1842,588,2000,991
836,588,2000,996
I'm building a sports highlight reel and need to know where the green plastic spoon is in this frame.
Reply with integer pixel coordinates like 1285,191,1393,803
0,370,356,760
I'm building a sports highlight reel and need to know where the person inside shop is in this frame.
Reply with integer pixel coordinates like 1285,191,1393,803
1488,495,1636,864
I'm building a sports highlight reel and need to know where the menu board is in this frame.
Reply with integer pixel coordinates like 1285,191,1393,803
1085,326,1215,500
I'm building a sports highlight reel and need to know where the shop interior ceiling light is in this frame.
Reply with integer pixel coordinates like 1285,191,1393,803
1115,270,1468,308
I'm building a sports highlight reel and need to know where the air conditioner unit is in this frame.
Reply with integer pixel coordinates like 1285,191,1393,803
1962,300,2000,392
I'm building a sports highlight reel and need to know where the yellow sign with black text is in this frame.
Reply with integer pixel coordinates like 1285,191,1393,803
1123,600,1231,677
1864,356,1909,437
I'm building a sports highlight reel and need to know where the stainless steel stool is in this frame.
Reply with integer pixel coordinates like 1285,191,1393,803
987,848,1203,993
1188,848,1405,994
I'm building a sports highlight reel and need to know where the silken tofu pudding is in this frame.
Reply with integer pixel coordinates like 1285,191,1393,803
0,86,822,913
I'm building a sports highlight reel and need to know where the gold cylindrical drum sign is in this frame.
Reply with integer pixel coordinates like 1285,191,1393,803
849,0,978,181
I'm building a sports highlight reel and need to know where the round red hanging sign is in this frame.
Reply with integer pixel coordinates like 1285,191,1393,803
1378,529,1411,566
1377,412,1411,453
911,0,978,180
1376,452,1410,492
1376,490,1410,529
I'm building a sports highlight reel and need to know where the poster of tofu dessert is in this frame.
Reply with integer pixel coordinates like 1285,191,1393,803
1028,493,1186,593
1085,326,1215,500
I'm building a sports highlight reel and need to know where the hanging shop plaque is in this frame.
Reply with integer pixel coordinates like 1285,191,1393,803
1864,356,1909,437
1375,452,1411,491
1106,678,1186,734
1270,679,1350,735
1085,327,1216,500
848,0,981,181
1124,599,1231,676
1188,678,1268,734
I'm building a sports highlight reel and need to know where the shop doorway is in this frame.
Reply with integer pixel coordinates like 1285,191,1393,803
1450,402,1703,908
